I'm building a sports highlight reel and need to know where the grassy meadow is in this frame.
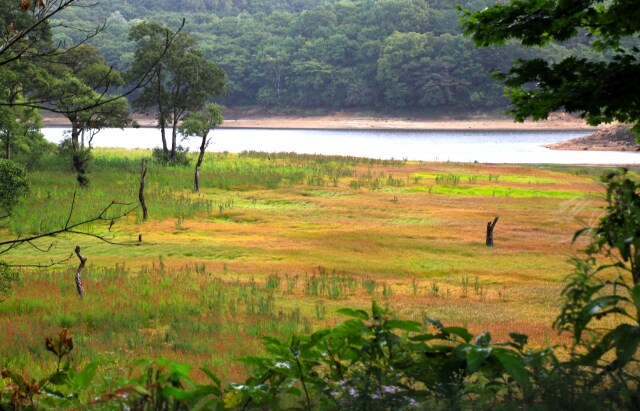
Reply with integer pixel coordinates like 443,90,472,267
0,148,616,383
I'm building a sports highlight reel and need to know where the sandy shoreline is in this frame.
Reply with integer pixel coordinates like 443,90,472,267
42,112,595,131
47,112,638,153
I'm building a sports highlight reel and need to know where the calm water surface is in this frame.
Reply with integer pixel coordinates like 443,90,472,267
42,127,640,165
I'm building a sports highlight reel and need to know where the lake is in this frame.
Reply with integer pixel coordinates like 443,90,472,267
41,127,640,165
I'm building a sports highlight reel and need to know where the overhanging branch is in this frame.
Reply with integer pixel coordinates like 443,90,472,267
0,192,141,258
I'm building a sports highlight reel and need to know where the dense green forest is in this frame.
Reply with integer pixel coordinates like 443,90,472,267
52,0,604,113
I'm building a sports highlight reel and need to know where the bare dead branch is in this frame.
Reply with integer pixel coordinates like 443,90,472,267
25,240,54,253
0,196,140,257
8,254,74,268
1,3,185,117
0,0,80,64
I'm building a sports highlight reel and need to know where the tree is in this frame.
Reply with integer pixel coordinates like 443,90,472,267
459,0,640,133
128,22,226,162
376,32,432,108
0,86,43,160
178,103,224,193
46,45,131,186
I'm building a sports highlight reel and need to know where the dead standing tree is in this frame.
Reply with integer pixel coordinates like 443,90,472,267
139,159,148,220
486,217,499,246
74,245,86,298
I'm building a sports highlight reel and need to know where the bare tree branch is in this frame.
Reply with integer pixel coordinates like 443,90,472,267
0,0,79,64
7,254,74,268
1,1,186,117
0,194,141,257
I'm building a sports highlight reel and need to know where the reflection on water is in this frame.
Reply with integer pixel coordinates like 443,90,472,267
42,127,639,165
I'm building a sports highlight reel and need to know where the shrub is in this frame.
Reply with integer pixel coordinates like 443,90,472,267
0,263,20,303
152,146,191,166
0,159,29,214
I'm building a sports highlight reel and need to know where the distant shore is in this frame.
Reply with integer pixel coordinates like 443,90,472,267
46,112,639,152
42,112,594,131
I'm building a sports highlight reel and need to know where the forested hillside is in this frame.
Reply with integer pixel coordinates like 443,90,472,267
53,0,604,113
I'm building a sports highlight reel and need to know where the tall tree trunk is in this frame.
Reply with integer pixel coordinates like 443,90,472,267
194,135,207,193
71,124,80,151
156,70,168,154
170,111,178,160
71,124,89,187
159,110,168,153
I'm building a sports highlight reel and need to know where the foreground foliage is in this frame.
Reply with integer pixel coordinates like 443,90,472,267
1,170,639,410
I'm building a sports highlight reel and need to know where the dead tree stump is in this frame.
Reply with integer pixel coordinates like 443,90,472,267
139,159,148,221
74,246,87,299
486,217,499,247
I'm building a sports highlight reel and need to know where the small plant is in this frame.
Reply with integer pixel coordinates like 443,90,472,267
304,274,320,297
435,174,461,186
431,281,440,297
315,300,326,320
461,276,469,297
286,274,298,294
175,215,185,230
382,282,393,298
265,274,281,290
0,263,20,303
362,277,377,296
152,146,191,166
412,277,419,295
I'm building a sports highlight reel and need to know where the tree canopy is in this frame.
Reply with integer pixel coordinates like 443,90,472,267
459,0,640,133
50,0,606,114
128,22,226,161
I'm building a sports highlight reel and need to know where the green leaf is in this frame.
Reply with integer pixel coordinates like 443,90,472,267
133,385,152,396
337,308,369,320
168,361,191,378
581,296,626,321
572,227,591,243
332,319,366,339
612,324,640,367
385,319,422,332
474,331,492,346
442,327,473,343
74,362,98,389
41,387,67,399
466,346,492,372
492,349,531,390
163,386,194,401
200,367,221,387
372,301,383,319
631,285,640,314
47,371,70,386
409,334,440,342
424,316,444,330
305,329,330,349
508,332,529,350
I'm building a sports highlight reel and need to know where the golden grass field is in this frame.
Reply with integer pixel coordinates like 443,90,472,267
0,149,620,383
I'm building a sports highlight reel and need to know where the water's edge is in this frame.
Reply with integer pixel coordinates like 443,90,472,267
42,127,638,165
